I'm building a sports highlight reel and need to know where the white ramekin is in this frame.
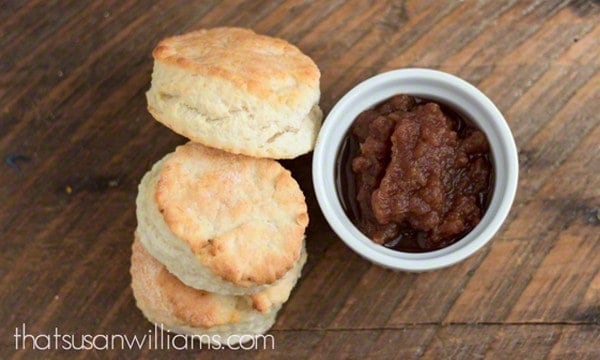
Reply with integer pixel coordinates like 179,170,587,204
312,68,519,272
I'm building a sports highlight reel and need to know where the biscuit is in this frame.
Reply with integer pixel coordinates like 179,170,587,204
146,27,322,159
136,142,308,295
130,236,306,345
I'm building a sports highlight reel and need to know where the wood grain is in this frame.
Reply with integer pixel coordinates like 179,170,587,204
1,0,598,359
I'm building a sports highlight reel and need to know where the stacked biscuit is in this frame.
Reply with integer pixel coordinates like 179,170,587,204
130,28,322,345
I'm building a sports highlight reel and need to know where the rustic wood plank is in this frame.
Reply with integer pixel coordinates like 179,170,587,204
507,217,599,322
444,237,551,323
505,24,600,147
329,265,419,328
323,1,464,102
273,256,371,330
385,0,521,68
466,9,596,112
385,250,489,325
421,325,599,360
517,71,599,201
537,122,600,202
1,0,599,358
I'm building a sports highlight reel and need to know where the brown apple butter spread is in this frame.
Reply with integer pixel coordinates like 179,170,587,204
337,95,493,252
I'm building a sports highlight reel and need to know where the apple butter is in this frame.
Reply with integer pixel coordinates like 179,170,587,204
336,95,493,252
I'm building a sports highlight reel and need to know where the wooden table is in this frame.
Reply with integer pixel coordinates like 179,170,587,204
1,1,598,358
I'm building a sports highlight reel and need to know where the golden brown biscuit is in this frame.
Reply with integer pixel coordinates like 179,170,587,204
130,236,306,344
146,27,322,159
136,142,308,295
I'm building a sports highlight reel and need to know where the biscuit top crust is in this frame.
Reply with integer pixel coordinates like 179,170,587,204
152,27,320,103
155,142,308,287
